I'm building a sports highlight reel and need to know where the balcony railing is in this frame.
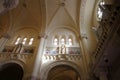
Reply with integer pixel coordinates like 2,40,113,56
43,54,81,61
1,45,35,54
42,47,81,61
0,45,35,62
0,53,33,59
44,47,80,54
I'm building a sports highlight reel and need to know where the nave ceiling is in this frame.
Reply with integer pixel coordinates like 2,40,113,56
46,0,81,33
0,0,43,35
0,0,83,36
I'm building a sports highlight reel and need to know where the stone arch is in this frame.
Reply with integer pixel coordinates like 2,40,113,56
47,65,80,80
41,61,84,80
0,60,24,80
0,59,25,68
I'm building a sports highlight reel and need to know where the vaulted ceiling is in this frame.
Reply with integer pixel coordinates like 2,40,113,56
10,0,44,32
0,0,44,35
45,0,81,35
46,0,80,28
0,0,83,35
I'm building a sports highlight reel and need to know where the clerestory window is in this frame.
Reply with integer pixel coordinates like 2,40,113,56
22,37,27,45
53,38,58,46
15,37,34,45
29,38,34,45
68,38,72,46
15,37,21,45
61,38,65,45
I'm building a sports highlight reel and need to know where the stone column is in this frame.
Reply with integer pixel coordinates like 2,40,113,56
31,33,47,80
78,35,89,80
0,33,10,52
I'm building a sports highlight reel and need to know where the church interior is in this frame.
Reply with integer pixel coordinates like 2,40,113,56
0,0,120,80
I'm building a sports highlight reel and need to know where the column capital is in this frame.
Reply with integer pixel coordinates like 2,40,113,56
79,33,88,39
38,33,48,39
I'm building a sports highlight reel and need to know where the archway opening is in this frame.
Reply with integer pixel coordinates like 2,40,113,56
47,65,81,80
0,63,24,80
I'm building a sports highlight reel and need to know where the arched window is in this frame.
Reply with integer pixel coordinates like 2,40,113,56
97,1,105,20
22,37,27,45
15,37,34,45
53,38,58,45
15,37,21,45
68,38,72,46
61,38,65,45
29,38,34,45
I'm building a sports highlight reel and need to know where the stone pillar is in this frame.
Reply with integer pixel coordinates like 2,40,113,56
0,33,10,52
78,35,89,80
31,33,47,80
